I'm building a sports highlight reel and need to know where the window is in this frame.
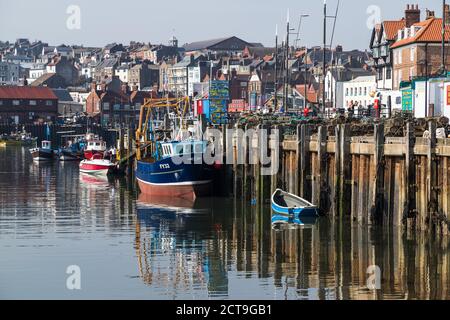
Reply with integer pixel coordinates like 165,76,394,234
0,100,3,106
113,104,120,111
378,68,383,81
386,67,392,80
29,100,36,106
346,88,349,96
46,100,53,106
12,100,20,106
350,88,353,96
103,102,110,110
398,50,402,64
359,87,362,95
364,87,367,96
410,47,415,62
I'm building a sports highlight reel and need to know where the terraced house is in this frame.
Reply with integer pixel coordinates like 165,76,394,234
391,8,450,89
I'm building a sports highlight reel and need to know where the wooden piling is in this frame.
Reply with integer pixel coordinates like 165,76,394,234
371,124,385,224
339,124,352,217
299,125,311,201
405,122,417,229
427,120,438,232
316,126,328,213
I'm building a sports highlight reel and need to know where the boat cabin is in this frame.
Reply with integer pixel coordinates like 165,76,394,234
41,141,52,150
86,140,106,152
158,141,207,159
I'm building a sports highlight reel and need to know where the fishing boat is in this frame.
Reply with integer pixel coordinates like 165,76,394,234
79,154,116,175
59,148,84,161
30,140,55,162
136,140,214,200
135,97,214,200
58,141,85,161
1,132,37,147
271,189,318,217
84,134,106,160
58,134,86,161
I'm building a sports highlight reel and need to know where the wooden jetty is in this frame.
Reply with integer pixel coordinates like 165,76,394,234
225,117,450,235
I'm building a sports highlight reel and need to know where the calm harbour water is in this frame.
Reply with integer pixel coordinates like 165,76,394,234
0,146,448,300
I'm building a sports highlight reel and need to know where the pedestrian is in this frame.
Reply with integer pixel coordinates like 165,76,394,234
303,107,310,118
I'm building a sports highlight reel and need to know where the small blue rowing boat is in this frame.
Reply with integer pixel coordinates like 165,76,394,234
271,189,318,217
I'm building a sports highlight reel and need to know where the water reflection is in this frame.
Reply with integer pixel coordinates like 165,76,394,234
0,146,448,300
271,214,319,231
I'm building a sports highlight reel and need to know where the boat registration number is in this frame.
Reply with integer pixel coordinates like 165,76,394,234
159,164,170,169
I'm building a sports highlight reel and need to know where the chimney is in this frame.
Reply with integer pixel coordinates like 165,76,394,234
405,4,421,27
426,9,435,20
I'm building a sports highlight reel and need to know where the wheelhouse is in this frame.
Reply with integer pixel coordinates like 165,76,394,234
157,141,207,159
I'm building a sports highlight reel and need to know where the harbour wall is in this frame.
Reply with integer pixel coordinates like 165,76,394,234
226,120,450,235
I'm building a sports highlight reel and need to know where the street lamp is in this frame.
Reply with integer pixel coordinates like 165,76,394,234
294,14,310,49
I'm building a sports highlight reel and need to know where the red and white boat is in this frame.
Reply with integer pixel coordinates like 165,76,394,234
79,154,116,175
84,134,107,160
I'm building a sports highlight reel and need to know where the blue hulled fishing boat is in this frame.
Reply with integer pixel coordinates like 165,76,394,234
136,140,214,200
135,97,215,200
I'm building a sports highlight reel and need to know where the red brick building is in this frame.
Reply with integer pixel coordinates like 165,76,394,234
391,11,450,89
85,83,157,126
0,86,58,124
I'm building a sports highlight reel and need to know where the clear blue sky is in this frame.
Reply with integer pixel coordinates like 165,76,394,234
0,0,442,50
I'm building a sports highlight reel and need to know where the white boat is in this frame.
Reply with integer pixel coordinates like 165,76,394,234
271,189,318,217
79,154,116,175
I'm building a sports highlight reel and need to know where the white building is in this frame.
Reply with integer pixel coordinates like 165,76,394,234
115,63,131,83
343,75,377,109
27,63,46,83
325,68,374,109
188,66,203,97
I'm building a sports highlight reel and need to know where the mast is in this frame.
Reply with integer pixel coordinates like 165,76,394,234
275,24,279,110
284,10,290,112
322,0,327,116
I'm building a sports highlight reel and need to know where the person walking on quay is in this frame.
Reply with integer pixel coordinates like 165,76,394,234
303,106,310,118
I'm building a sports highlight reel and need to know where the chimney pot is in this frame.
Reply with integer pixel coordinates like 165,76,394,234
405,4,421,27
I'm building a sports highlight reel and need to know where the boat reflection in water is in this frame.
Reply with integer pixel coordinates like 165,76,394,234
272,213,319,231
135,193,216,297
80,172,112,188
137,193,212,217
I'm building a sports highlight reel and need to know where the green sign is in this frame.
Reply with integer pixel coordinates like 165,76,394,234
402,89,413,112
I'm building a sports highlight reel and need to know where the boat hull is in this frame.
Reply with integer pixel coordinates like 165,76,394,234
136,158,213,200
271,203,318,217
271,189,319,217
59,150,83,161
79,160,115,175
84,150,103,161
30,149,54,161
